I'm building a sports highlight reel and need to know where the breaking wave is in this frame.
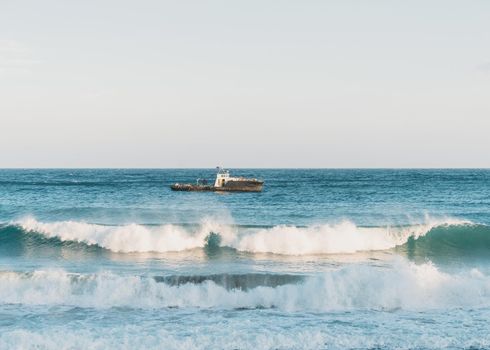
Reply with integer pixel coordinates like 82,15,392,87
0,216,480,256
0,261,489,311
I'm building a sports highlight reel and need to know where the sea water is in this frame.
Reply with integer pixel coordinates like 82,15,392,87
0,169,489,349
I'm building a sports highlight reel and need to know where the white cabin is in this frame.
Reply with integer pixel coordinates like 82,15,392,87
214,167,241,187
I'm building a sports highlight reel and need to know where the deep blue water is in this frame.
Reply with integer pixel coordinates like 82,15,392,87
1,169,490,349
2,169,489,225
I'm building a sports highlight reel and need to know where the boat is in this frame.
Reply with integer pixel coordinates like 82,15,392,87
171,167,264,192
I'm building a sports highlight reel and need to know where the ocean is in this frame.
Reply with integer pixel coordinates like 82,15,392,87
0,169,489,349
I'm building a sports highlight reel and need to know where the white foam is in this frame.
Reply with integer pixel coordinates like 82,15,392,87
235,220,449,255
17,217,236,253
16,216,470,255
2,319,489,350
0,260,489,311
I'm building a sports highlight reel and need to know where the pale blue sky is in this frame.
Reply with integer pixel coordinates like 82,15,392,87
1,0,489,167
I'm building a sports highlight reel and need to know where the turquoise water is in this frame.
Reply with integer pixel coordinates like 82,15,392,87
1,169,490,349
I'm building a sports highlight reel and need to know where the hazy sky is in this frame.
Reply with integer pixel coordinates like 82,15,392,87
1,0,489,167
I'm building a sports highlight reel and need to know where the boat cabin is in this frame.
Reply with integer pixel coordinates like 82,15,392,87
214,168,231,187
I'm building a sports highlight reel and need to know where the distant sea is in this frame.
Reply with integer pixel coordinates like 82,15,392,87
1,169,489,349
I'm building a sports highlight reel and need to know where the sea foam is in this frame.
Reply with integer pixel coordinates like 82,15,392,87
0,261,489,311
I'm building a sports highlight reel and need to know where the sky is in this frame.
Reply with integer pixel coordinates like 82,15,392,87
0,0,489,168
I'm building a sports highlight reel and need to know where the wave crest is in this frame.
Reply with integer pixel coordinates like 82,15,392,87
1,216,477,255
15,217,235,253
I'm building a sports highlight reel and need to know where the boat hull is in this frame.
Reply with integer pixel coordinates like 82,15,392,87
171,180,264,192
216,180,264,192
170,184,213,191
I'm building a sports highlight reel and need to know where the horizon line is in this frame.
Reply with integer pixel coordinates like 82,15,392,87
1,167,489,170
